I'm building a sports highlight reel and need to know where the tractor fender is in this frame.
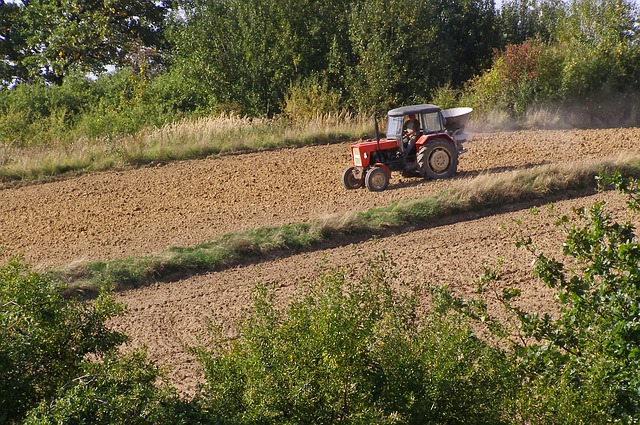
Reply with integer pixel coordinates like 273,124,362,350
372,163,391,178
415,133,456,151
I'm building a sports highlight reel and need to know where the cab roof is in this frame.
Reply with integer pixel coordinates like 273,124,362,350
387,104,441,117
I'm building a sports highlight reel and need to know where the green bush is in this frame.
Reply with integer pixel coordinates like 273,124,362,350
446,172,640,423
0,258,127,423
559,42,611,98
462,0,640,120
6,174,640,422
0,107,33,146
462,39,560,116
430,83,461,109
514,176,640,422
72,69,176,138
194,255,513,424
23,351,200,425
0,69,185,146
0,73,104,145
145,69,208,116
462,37,640,119
282,75,342,122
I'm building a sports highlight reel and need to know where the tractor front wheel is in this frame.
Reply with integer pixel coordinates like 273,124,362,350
342,167,364,189
417,139,458,179
365,167,389,192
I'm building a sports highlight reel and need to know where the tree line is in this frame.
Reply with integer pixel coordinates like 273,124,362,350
1,0,498,114
1,0,639,145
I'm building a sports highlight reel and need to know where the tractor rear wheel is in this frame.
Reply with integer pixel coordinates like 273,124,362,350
365,167,389,192
342,167,364,189
417,139,458,179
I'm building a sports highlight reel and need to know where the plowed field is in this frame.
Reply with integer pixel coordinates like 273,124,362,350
2,127,639,395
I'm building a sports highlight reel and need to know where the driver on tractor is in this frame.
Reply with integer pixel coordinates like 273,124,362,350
403,114,420,154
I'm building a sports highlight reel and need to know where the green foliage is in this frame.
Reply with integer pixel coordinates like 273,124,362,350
0,68,179,147
0,258,127,423
0,74,88,145
3,0,640,136
167,0,498,116
557,0,639,46
168,0,352,116
282,75,343,121
559,42,610,97
447,172,640,422
462,38,569,116
23,351,199,425
1,0,168,86
347,0,420,112
347,0,498,113
8,171,640,422
0,258,204,424
499,0,567,45
464,0,640,118
194,256,512,424
516,175,640,421
430,83,461,109
430,0,498,91
0,1,25,86
145,68,212,117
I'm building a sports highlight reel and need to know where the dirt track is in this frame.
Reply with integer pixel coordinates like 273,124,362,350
1,127,639,395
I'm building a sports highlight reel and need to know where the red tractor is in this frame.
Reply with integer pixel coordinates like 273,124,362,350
342,104,472,191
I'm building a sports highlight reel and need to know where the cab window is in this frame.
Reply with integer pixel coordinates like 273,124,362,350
386,115,404,140
422,112,443,132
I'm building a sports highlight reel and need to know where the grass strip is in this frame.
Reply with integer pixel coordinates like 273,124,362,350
60,155,640,294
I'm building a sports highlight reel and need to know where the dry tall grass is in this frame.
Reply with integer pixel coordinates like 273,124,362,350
0,113,372,186
319,153,640,237
450,153,639,205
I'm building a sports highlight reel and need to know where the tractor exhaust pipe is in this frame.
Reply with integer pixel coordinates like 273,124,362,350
374,115,380,142
373,115,381,154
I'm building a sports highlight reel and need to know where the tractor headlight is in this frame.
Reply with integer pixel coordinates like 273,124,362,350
353,149,363,166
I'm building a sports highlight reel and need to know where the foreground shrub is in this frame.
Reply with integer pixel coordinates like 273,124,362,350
0,258,127,423
0,259,205,424
194,255,513,424
520,174,640,422
23,352,199,425
445,172,640,423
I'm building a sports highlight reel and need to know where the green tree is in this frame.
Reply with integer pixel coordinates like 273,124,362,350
0,0,26,86
346,0,420,111
169,0,499,116
557,0,639,46
558,0,640,97
168,0,352,116
434,0,499,91
346,0,498,113
1,0,169,86
498,0,567,45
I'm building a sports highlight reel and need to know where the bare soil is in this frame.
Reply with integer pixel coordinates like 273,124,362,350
1,127,639,395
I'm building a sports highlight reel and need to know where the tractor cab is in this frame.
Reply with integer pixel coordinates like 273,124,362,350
386,104,446,155
342,103,472,192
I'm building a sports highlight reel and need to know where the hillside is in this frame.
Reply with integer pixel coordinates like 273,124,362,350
1,127,639,394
